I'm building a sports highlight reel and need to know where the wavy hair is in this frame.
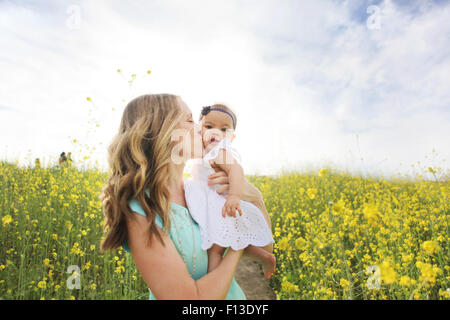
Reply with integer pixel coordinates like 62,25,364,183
99,94,184,252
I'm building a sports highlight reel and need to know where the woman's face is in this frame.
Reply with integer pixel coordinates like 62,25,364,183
175,100,203,161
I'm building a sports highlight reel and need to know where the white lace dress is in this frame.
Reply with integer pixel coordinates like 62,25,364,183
184,137,274,251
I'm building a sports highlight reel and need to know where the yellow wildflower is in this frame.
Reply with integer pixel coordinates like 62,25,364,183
318,169,329,177
363,203,379,225
379,261,396,284
332,199,345,215
295,237,306,250
306,188,318,200
2,215,13,226
84,261,91,270
399,275,413,287
278,237,289,250
339,278,350,288
416,262,441,283
421,240,440,255
37,280,46,289
281,278,299,293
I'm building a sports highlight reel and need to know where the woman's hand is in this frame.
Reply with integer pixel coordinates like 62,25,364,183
208,171,263,207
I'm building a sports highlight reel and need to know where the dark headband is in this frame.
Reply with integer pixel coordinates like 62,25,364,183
201,106,236,130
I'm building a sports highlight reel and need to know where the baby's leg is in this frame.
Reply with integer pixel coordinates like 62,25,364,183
260,242,273,254
207,244,226,273
244,245,276,279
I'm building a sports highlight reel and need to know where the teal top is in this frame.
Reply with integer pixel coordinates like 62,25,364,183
122,196,246,300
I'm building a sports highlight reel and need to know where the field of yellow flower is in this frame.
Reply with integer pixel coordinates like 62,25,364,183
248,168,449,300
0,161,448,299
0,162,148,300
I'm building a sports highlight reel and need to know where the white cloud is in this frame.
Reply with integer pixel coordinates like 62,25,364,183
0,0,449,178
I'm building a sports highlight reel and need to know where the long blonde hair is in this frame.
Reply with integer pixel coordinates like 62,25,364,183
100,94,184,252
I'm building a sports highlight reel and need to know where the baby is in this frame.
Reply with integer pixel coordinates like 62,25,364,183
184,104,276,279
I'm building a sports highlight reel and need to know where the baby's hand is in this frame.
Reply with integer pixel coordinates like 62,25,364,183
222,195,242,218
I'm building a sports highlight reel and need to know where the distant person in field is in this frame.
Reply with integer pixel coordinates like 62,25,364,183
67,152,73,166
100,93,272,300
184,104,275,279
59,152,67,167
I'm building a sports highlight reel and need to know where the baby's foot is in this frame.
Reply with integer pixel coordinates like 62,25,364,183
261,253,276,280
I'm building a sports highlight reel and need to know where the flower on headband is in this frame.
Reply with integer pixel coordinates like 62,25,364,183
201,106,211,116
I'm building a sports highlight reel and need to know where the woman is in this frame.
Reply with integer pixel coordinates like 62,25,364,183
99,94,272,299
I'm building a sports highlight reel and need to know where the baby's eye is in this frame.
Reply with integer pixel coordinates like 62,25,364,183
205,125,212,129
221,128,227,132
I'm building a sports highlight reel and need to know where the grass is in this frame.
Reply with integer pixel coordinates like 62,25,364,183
0,161,448,299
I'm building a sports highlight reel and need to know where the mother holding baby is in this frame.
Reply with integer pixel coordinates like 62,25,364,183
99,93,274,299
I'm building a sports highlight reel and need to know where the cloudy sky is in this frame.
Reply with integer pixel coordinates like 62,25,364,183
1,0,449,178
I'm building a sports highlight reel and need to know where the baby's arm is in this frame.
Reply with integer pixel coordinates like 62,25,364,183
211,149,244,217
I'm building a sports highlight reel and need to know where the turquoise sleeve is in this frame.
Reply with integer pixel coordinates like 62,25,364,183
129,198,163,228
129,198,146,216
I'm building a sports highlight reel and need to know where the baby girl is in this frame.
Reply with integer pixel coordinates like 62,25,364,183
184,104,276,279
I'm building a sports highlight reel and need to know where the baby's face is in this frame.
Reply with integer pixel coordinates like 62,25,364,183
201,110,234,150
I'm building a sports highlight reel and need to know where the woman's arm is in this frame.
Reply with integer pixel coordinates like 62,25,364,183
208,171,272,230
127,213,243,300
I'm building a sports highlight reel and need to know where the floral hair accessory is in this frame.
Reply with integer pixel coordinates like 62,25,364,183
201,106,211,116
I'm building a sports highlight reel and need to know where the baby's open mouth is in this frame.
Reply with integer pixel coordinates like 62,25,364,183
210,137,217,143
